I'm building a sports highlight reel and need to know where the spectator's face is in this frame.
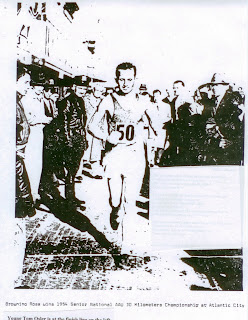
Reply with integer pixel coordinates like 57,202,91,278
193,90,201,102
238,87,245,98
117,68,135,94
93,84,105,98
206,86,214,99
212,84,227,98
206,123,217,137
33,85,44,95
17,73,30,96
173,82,183,97
153,91,161,103
74,85,87,98
199,86,214,100
44,88,52,99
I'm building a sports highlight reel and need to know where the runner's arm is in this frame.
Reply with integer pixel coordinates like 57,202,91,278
87,96,113,141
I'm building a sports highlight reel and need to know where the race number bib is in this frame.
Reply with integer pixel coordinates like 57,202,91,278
116,123,135,142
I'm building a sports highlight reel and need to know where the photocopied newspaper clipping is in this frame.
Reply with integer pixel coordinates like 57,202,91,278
0,0,247,319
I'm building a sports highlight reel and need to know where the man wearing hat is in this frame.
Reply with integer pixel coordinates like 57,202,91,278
139,83,152,100
201,73,244,165
55,76,89,207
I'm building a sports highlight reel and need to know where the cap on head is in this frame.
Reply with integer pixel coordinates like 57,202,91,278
45,79,56,86
58,75,73,87
139,84,148,91
73,75,91,87
198,73,230,91
31,71,46,86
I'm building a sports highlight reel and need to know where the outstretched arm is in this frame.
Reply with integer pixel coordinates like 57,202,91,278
87,106,109,141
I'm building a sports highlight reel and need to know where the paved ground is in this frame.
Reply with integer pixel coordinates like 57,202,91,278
17,168,242,290
20,209,212,290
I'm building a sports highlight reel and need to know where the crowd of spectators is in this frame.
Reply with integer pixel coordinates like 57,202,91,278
144,74,245,167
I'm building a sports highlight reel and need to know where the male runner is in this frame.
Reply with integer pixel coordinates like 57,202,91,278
88,62,153,255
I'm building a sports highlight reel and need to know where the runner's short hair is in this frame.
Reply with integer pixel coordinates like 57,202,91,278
116,62,137,78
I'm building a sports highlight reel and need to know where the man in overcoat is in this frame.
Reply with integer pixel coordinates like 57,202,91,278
58,76,89,207
15,65,36,287
201,73,244,165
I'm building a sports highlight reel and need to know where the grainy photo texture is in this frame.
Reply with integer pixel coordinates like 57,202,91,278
15,1,245,290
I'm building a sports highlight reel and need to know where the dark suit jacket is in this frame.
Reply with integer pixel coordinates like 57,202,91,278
16,93,35,218
56,92,88,150
202,89,243,164
213,90,242,141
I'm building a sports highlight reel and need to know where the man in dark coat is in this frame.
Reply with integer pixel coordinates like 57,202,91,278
16,68,36,218
39,79,60,201
162,80,192,165
58,76,89,207
15,65,35,288
201,73,244,165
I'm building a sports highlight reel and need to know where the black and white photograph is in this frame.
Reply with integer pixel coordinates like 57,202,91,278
0,0,247,319
13,1,247,292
